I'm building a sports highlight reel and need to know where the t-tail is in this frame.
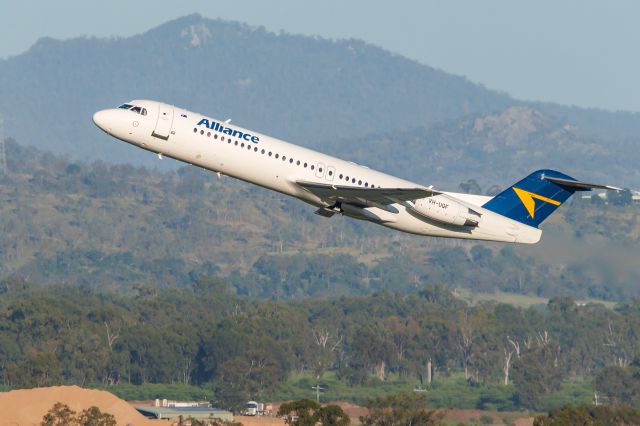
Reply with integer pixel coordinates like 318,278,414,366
482,169,621,228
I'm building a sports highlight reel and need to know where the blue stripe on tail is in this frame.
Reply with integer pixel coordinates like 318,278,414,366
482,169,579,228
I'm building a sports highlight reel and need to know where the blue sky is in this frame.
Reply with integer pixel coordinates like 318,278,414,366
1,0,639,111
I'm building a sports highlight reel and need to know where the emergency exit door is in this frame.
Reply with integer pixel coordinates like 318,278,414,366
152,103,174,140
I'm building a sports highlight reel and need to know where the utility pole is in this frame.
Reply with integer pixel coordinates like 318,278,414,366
311,379,325,404
0,113,7,175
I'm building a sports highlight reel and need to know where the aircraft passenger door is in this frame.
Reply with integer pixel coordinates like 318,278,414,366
326,165,335,182
315,162,325,179
152,103,174,140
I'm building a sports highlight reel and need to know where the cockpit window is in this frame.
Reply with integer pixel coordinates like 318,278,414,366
119,104,147,115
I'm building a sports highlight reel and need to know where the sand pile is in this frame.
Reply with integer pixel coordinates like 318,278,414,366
0,385,167,426
234,416,285,426
330,401,368,420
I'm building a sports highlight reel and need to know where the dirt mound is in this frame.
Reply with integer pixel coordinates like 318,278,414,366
235,416,285,426
443,408,533,426
0,385,167,426
328,401,368,420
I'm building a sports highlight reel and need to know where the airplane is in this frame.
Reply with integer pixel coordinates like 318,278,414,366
93,100,620,244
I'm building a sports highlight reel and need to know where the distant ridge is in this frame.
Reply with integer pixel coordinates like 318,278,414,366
0,14,512,164
0,14,638,171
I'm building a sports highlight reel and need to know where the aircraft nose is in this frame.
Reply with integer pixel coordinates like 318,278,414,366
92,109,112,133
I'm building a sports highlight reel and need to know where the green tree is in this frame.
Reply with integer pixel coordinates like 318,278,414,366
210,382,249,412
41,402,77,426
359,393,443,426
7,352,62,388
595,365,640,407
77,406,117,426
315,405,350,426
534,404,640,426
278,400,349,426
511,346,562,410
41,403,117,426
278,399,320,426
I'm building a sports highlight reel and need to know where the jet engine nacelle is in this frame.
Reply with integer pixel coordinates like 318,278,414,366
409,195,480,227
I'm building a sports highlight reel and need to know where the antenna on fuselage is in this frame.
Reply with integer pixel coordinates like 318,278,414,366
0,114,7,175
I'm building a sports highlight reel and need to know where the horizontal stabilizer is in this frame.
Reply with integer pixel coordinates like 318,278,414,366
542,176,622,192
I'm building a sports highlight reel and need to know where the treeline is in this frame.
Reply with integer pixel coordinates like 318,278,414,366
1,141,638,302
2,279,640,411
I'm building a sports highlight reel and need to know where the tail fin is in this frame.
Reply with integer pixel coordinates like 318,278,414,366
482,169,588,228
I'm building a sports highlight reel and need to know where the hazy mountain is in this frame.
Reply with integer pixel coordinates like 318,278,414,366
326,106,640,188
1,13,638,169
0,14,512,165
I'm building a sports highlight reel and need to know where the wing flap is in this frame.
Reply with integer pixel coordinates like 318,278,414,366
297,181,438,206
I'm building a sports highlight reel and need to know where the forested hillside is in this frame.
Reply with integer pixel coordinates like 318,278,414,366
1,140,638,301
2,280,640,412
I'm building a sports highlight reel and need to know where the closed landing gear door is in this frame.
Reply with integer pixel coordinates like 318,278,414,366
152,104,174,140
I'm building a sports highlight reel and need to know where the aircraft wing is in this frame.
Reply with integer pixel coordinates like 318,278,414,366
296,181,438,207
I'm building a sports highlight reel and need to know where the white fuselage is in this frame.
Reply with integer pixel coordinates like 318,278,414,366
93,100,541,243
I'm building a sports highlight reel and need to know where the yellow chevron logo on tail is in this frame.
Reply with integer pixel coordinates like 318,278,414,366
512,187,561,218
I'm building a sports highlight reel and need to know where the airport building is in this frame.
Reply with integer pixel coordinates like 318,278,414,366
135,399,233,421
